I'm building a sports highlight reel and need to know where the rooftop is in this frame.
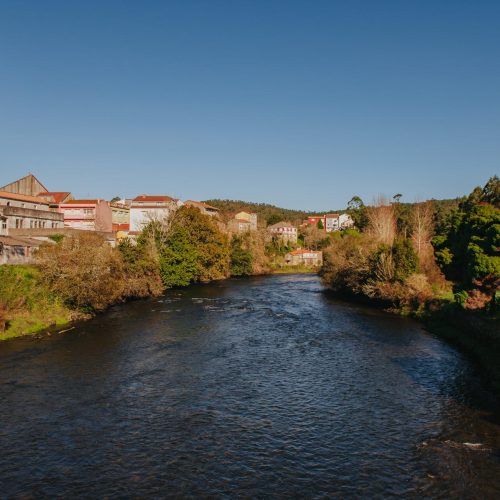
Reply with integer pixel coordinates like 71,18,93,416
0,190,50,204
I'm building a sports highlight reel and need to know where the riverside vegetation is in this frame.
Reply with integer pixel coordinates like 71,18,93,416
1,177,498,379
320,176,499,389
0,206,307,339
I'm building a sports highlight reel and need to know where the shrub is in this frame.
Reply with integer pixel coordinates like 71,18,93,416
36,233,125,311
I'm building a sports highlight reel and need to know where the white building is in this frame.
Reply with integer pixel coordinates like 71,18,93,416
267,221,298,244
0,191,64,232
129,195,182,233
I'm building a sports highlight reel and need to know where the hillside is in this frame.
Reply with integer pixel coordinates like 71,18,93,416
202,199,332,226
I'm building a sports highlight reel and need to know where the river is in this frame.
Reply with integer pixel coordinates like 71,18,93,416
1,274,500,497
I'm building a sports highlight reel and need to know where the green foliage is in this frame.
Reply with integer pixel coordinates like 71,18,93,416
230,236,253,276
48,233,64,243
150,206,230,288
118,239,163,297
392,238,418,281
433,203,500,286
266,214,284,226
317,219,324,230
204,199,311,226
346,196,368,229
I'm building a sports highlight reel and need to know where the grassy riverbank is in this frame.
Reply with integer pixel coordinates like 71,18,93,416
0,265,76,341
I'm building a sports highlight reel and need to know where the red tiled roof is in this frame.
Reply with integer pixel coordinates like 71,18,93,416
0,190,49,204
61,199,100,205
289,249,321,255
132,195,174,202
325,213,340,218
37,191,72,203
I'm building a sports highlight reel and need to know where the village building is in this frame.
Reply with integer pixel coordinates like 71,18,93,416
285,249,323,267
306,213,354,232
0,235,46,265
0,173,49,197
110,202,130,232
184,200,219,216
129,195,182,233
228,218,251,233
267,221,298,244
36,191,73,208
0,191,64,231
59,199,113,232
234,211,257,230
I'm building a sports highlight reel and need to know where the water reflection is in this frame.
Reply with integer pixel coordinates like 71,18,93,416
1,274,499,497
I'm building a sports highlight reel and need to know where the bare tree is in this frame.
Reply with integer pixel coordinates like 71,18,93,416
410,201,434,260
366,196,396,245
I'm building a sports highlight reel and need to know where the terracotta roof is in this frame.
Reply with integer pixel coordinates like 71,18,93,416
0,235,43,247
325,213,340,218
268,221,295,229
37,192,72,203
289,249,321,255
0,190,50,204
61,199,100,205
132,195,174,203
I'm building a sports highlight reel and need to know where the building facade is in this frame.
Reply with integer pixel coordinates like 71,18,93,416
268,222,298,244
0,173,49,197
59,199,113,232
129,195,181,233
234,211,257,230
306,213,354,232
0,191,64,232
285,249,323,266
110,203,130,232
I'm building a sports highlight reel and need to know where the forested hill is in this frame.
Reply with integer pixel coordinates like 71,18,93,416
202,199,342,225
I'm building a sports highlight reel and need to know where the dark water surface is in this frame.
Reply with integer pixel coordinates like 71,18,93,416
1,274,500,498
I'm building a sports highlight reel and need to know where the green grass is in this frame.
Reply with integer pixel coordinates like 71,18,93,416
0,265,73,341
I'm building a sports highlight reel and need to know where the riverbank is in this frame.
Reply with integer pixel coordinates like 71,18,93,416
0,265,321,341
424,308,500,393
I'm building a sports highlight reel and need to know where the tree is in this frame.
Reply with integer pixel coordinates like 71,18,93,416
347,196,368,229
36,233,125,311
147,206,230,288
366,197,396,246
110,196,122,203
266,214,283,226
317,218,324,230
393,193,402,203
230,235,253,276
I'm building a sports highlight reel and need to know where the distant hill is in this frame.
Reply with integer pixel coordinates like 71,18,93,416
202,199,335,226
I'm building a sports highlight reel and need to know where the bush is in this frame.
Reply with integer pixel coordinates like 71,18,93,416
36,233,125,311
230,235,253,276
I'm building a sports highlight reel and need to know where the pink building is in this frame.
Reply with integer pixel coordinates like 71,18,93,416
59,199,113,232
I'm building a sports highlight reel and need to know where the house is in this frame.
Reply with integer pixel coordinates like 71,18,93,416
0,173,49,197
306,213,354,232
129,195,182,233
0,235,45,265
228,218,252,233
110,202,130,232
267,221,298,244
0,191,64,231
59,199,113,232
184,200,219,216
285,249,323,267
234,211,257,230
36,191,73,208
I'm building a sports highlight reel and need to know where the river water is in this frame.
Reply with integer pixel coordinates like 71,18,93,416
1,274,500,498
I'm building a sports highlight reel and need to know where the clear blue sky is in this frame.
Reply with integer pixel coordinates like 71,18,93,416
1,0,499,210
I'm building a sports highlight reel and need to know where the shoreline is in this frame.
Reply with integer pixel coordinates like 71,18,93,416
0,269,320,342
